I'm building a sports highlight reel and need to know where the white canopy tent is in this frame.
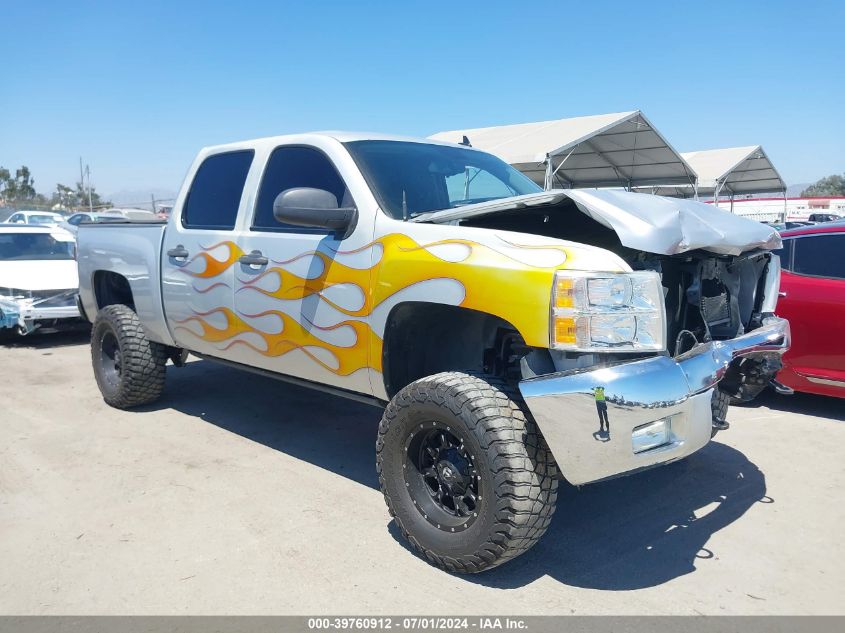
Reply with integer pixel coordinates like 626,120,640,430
429,110,698,191
645,145,786,200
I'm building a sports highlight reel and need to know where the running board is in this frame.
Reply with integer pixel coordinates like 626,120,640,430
191,352,388,409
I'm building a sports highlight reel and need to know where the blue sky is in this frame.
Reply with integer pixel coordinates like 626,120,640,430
2,0,843,195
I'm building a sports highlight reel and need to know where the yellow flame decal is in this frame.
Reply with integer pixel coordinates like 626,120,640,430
174,306,378,376
180,241,245,279
173,233,589,377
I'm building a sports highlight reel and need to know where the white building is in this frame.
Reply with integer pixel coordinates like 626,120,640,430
710,196,845,222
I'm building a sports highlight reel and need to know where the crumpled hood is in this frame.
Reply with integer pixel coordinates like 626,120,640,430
562,189,781,256
414,189,781,256
0,260,79,291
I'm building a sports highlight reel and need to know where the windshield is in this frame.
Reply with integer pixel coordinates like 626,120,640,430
344,140,542,219
0,233,75,260
29,214,59,224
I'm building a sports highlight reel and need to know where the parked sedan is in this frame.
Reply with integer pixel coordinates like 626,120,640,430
61,211,126,235
773,221,845,397
5,210,65,226
0,225,80,336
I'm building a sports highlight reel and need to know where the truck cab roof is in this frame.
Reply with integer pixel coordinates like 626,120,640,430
198,131,474,156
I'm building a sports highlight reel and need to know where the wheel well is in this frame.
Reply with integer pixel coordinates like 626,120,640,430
93,271,135,312
382,302,526,398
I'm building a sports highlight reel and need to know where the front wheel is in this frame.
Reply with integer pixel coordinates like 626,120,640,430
711,388,731,438
91,304,167,409
376,372,558,573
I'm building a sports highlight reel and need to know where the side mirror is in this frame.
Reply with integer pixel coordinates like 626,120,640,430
273,187,357,239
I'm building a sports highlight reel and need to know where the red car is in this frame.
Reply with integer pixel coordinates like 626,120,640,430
773,221,845,397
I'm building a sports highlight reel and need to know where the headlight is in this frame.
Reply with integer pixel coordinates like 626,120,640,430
551,270,666,352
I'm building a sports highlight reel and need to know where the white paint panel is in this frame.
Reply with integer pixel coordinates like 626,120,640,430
320,283,366,312
174,318,206,338
240,270,282,293
302,345,340,371
269,252,325,279
324,242,383,270
423,242,471,263
197,309,230,331
216,331,269,353
369,278,466,336
489,239,568,268
238,311,285,334
309,323,358,348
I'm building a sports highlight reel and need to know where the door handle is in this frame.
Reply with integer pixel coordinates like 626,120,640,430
778,291,787,298
239,250,269,267
167,245,189,260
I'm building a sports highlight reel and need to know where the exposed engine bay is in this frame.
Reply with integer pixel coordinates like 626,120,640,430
460,197,785,404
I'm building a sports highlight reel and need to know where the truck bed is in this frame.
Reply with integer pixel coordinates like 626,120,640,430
76,222,174,345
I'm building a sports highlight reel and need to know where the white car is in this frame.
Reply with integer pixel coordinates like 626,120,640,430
0,225,80,335
102,208,157,220
5,210,65,226
61,211,127,235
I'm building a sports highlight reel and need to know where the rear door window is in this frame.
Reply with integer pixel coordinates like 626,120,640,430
252,146,349,231
182,150,254,229
792,234,845,279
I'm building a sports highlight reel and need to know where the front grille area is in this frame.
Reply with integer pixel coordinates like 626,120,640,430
662,251,772,354
699,278,731,327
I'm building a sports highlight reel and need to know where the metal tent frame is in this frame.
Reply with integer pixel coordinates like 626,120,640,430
643,145,787,216
429,111,698,191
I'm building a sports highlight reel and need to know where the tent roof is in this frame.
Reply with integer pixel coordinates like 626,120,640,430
645,145,785,197
429,110,697,189
683,145,785,195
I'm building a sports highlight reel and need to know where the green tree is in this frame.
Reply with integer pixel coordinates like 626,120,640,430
1,165,37,204
51,181,110,210
0,167,9,201
801,173,845,197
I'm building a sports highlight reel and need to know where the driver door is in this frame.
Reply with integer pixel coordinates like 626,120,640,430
229,144,371,393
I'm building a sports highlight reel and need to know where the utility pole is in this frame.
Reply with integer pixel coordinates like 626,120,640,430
86,165,93,212
79,157,94,212
151,193,156,214
79,157,85,212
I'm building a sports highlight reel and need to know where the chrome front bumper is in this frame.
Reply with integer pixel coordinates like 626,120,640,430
519,316,790,485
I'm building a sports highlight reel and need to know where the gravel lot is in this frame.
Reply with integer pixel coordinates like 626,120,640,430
1,329,843,615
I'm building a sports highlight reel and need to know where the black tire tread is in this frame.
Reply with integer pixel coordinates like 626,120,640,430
91,304,167,409
376,371,558,573
711,388,731,438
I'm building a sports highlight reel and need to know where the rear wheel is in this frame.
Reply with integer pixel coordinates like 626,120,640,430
377,371,558,573
91,304,167,409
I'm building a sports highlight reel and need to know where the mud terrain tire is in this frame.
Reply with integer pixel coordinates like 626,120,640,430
377,371,558,573
91,304,167,409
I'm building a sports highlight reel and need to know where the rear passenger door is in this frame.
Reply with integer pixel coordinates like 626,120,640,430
230,144,371,393
161,149,254,357
777,232,845,385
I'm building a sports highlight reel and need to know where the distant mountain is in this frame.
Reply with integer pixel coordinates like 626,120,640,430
787,183,812,197
105,188,178,210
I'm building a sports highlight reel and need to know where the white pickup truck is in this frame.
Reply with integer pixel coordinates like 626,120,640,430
77,132,790,573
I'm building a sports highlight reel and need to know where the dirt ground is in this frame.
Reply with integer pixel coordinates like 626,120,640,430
1,329,843,615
